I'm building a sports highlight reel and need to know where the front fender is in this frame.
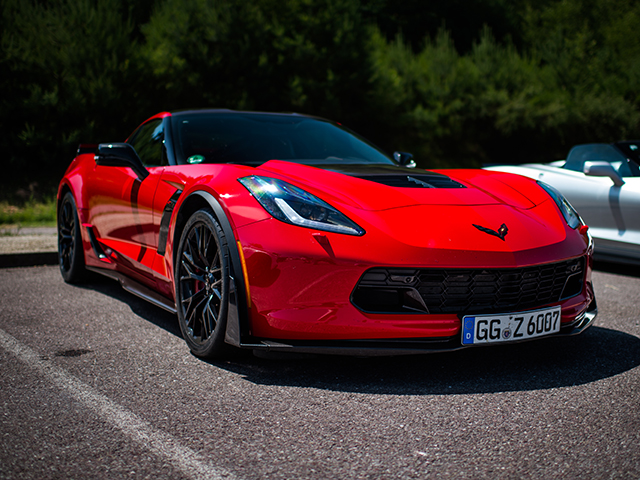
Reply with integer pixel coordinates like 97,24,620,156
170,190,250,347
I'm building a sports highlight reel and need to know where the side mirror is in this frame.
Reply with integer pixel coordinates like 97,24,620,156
95,143,149,181
583,161,625,187
394,151,416,168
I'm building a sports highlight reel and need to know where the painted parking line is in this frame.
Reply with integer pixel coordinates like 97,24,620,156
0,328,236,480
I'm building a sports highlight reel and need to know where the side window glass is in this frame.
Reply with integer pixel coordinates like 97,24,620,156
128,119,165,166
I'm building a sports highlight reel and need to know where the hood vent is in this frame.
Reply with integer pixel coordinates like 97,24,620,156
355,174,466,189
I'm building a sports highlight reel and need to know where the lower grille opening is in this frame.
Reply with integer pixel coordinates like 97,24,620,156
351,287,429,314
561,271,584,299
352,257,585,315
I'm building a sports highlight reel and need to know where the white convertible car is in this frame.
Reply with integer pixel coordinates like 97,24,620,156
486,141,640,265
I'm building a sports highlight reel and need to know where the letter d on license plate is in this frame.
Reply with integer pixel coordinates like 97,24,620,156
461,306,561,345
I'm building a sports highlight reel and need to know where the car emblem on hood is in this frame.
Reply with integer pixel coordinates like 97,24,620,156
473,223,509,241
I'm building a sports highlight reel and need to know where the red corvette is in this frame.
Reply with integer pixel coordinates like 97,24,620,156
57,110,597,357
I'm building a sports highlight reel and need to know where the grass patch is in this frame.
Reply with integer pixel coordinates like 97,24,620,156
0,198,57,226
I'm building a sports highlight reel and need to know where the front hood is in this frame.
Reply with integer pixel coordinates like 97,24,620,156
257,161,540,211
354,202,569,257
249,161,577,257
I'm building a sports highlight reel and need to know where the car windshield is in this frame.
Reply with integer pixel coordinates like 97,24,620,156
171,112,395,166
565,143,640,177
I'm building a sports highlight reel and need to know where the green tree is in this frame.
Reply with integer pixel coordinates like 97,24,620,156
366,0,640,167
520,0,640,145
1,0,143,191
141,0,372,125
2,0,640,193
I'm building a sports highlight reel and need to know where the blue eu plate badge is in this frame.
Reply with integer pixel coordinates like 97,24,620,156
462,317,475,345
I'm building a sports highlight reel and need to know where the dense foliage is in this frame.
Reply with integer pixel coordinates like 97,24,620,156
2,0,639,193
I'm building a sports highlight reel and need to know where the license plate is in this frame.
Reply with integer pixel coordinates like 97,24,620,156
461,306,561,345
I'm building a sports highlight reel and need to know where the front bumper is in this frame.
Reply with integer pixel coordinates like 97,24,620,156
239,297,597,356
228,216,597,355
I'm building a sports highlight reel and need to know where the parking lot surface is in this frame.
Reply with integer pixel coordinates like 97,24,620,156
1,265,639,479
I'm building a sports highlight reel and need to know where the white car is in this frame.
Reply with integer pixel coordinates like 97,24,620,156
486,141,640,265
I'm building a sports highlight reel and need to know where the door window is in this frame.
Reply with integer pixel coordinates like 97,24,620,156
128,119,166,166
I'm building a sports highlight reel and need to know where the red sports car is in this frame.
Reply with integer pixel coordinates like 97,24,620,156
57,110,597,357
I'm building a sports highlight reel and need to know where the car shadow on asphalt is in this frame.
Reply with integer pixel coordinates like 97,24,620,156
72,274,182,338
207,327,640,395
75,272,640,396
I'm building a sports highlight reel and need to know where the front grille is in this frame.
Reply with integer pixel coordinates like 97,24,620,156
352,257,585,315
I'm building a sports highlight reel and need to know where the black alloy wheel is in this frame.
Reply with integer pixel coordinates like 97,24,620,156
176,210,230,358
58,192,85,283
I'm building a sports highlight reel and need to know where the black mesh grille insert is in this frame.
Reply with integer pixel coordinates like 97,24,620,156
352,257,585,315
355,174,466,189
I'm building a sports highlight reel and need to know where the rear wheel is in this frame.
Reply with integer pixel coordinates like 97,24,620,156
58,192,86,283
175,210,230,358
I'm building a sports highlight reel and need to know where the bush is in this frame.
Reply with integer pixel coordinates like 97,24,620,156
0,198,56,226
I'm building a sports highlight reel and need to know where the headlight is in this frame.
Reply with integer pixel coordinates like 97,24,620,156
238,176,365,236
537,181,581,229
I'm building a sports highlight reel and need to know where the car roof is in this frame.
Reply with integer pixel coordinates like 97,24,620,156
170,109,312,119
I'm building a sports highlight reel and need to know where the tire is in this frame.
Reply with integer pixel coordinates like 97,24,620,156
175,210,230,358
58,192,86,283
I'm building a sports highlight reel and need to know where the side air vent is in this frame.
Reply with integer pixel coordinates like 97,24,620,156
355,174,466,189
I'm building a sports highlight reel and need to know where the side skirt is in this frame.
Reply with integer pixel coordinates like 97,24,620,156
86,266,176,314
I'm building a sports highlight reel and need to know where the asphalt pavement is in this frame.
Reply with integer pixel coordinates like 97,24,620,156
1,224,640,478
1,265,639,479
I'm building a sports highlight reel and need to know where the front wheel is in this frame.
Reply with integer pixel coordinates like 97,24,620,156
175,210,230,358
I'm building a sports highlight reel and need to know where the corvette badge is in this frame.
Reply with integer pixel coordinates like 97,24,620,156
473,223,509,241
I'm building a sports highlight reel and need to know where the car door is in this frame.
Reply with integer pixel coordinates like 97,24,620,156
85,118,166,283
